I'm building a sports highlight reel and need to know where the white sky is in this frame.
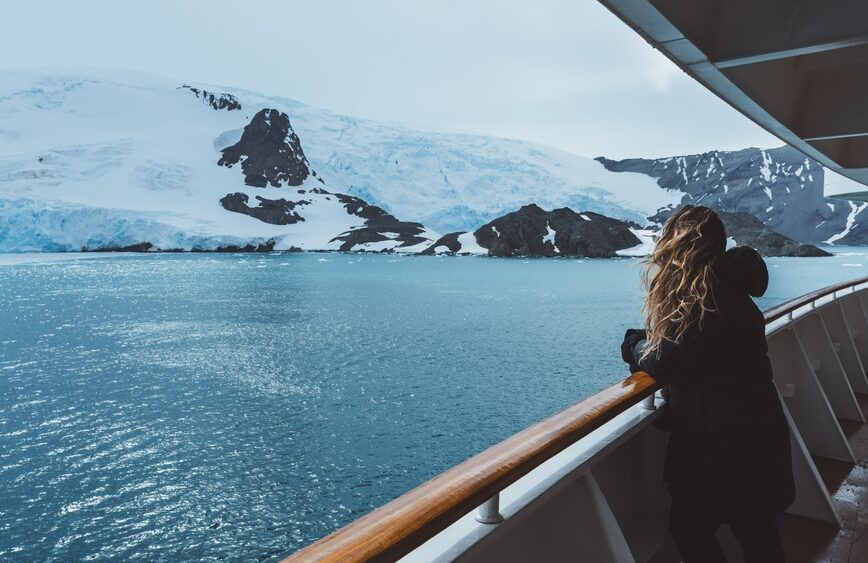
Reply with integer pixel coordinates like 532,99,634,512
0,0,781,159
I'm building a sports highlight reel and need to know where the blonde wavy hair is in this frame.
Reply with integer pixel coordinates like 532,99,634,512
641,205,726,360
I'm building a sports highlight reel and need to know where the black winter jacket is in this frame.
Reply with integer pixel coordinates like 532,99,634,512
623,247,795,519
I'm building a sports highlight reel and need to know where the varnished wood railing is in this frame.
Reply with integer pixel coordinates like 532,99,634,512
764,275,868,323
284,372,658,562
284,275,868,563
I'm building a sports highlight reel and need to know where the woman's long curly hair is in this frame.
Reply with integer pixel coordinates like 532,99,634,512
641,205,726,360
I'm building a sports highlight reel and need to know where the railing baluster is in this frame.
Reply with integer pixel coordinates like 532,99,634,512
641,393,656,410
475,494,504,524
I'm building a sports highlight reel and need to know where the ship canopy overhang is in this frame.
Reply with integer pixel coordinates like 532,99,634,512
598,0,868,200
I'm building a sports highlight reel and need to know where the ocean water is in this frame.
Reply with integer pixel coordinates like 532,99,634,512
1,249,867,561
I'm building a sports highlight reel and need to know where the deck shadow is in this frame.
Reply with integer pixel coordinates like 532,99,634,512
812,455,854,497
781,514,842,563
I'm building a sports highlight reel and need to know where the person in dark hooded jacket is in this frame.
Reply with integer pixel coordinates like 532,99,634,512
621,205,794,563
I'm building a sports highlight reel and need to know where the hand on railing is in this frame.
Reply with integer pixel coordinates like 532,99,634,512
621,328,646,373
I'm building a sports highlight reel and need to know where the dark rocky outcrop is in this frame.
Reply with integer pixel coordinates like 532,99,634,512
219,192,307,225
180,85,241,111
336,193,398,222
84,242,154,252
475,204,641,258
213,239,277,252
329,193,429,251
420,232,463,255
422,204,642,257
597,146,868,245
82,240,296,253
218,109,312,188
719,212,831,257
217,114,434,251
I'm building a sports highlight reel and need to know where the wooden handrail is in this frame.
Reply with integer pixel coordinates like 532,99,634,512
284,275,868,562
284,372,658,562
763,275,868,323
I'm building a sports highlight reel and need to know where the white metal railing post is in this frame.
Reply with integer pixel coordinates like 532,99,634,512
475,494,504,524
641,393,656,410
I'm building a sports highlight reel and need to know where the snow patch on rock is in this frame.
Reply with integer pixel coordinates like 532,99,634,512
825,201,868,245
616,229,656,257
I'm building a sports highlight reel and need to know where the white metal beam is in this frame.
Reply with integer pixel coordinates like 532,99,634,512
767,328,855,462
714,33,868,69
794,313,864,422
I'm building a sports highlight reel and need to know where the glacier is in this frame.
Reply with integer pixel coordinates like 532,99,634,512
0,69,441,252
242,96,685,232
0,68,685,252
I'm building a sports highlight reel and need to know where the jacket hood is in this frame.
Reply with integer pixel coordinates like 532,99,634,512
712,246,768,297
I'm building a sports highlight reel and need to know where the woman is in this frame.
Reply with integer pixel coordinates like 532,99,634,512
621,205,794,563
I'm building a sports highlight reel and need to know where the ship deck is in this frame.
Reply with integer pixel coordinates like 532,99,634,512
783,393,868,563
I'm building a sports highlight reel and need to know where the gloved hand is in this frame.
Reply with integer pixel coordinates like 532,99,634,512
621,328,646,373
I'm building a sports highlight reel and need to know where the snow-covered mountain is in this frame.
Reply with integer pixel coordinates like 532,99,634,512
0,69,439,252
278,111,682,233
598,146,868,245
0,68,861,253
0,69,689,252
210,77,863,244
422,204,648,258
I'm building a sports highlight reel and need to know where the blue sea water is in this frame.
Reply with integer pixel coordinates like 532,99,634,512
1,249,867,561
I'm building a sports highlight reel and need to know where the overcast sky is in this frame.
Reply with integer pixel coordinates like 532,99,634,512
1,0,781,159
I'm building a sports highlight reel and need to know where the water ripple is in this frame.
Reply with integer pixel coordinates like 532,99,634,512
0,251,860,560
